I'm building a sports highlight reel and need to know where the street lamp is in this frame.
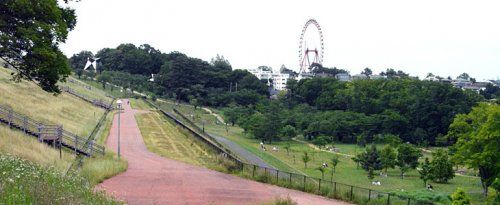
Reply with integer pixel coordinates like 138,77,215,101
116,99,123,160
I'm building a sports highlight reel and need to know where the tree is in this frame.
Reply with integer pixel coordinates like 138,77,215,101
352,154,362,169
283,142,291,155
316,166,326,179
0,0,77,93
359,144,383,179
330,155,340,180
380,145,397,174
396,143,422,179
279,125,297,140
457,73,470,80
448,103,500,196
361,67,372,76
96,73,111,89
451,188,471,205
430,149,454,183
419,158,432,187
302,152,311,168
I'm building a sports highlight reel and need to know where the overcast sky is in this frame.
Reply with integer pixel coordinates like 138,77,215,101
61,0,500,80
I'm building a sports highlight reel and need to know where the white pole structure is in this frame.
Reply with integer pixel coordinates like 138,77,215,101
116,99,123,160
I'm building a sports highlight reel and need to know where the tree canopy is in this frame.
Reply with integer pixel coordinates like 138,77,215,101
448,103,500,196
0,0,77,93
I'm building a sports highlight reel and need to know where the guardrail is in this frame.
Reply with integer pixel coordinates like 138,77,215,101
145,99,427,205
0,104,104,157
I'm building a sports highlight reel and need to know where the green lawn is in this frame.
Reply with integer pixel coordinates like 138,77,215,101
162,99,487,204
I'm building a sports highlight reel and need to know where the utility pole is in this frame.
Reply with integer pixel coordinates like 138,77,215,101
117,99,123,160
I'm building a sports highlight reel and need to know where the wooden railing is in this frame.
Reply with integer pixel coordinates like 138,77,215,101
0,104,104,156
61,86,113,110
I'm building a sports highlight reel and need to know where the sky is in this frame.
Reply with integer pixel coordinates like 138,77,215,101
61,0,500,81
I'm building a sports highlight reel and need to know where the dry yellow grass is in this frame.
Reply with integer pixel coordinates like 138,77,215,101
0,126,74,172
0,67,104,137
136,111,217,167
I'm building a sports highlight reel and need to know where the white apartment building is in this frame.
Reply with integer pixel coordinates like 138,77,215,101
272,73,291,90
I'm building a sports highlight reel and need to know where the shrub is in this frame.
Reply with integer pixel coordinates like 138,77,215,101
0,154,119,204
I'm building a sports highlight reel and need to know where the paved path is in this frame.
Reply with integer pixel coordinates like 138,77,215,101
209,134,272,168
97,99,348,205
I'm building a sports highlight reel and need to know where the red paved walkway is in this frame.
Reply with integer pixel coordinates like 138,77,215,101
97,99,348,205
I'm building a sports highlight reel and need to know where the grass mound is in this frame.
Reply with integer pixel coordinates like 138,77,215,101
0,67,104,137
0,154,120,204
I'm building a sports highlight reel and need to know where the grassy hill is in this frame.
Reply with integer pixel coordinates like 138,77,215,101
0,67,104,137
0,66,126,202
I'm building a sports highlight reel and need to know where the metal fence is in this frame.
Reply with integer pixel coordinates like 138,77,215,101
146,100,427,205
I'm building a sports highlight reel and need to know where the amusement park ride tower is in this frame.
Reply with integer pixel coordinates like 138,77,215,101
298,19,324,77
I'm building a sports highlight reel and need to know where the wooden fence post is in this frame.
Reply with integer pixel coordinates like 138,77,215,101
23,116,28,133
74,136,78,155
368,189,372,201
7,109,13,127
37,124,44,142
89,140,94,157
387,194,391,205
289,173,292,185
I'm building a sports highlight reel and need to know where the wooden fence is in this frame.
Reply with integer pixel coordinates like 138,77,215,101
61,86,113,110
0,104,104,156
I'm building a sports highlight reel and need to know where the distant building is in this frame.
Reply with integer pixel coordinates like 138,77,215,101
335,73,351,81
247,66,273,80
452,78,472,88
272,73,291,91
352,74,368,80
369,75,387,80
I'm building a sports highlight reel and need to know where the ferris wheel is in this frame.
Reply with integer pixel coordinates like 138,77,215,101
298,19,324,74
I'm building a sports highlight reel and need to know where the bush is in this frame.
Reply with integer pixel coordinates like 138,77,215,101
0,154,119,204
451,188,470,205
312,135,329,148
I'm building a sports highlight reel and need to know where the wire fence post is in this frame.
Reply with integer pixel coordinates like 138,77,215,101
252,164,256,178
334,182,337,196
368,189,372,201
276,170,279,183
350,185,353,201
318,179,322,192
289,173,292,186
387,193,391,205
303,175,306,191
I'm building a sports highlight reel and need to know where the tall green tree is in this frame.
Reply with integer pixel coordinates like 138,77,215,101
380,145,397,174
396,143,422,179
430,149,455,183
330,155,340,180
359,145,383,179
419,158,432,187
448,103,500,196
0,0,77,93
302,152,311,169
